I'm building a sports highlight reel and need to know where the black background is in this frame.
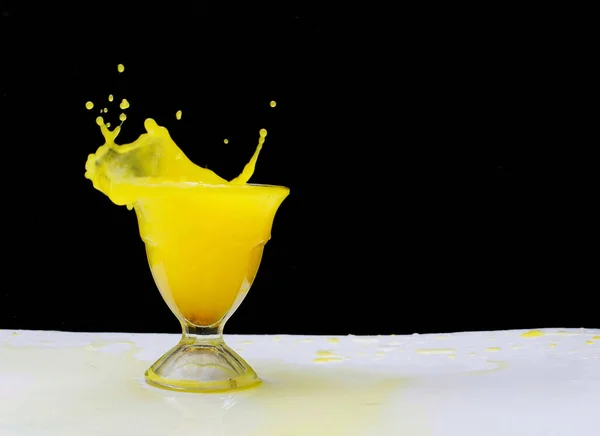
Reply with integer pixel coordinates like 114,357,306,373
1,4,596,334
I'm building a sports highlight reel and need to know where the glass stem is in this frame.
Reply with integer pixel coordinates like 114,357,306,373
181,323,225,347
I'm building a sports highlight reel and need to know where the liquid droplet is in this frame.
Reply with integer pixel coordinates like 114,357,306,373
103,108,108,113
85,101,94,110
270,100,277,107
327,337,340,344
117,64,125,73
486,347,501,352
108,94,114,102
175,110,182,120
224,139,229,144
120,99,130,110
119,113,127,122
313,357,343,364
521,330,545,338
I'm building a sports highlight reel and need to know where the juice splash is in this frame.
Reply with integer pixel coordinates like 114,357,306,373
85,114,289,327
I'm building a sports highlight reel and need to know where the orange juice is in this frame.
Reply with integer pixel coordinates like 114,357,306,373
85,117,289,326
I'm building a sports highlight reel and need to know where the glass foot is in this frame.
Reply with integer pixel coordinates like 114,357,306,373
145,337,260,393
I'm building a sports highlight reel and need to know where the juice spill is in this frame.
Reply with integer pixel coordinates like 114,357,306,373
521,330,545,338
176,110,182,120
313,357,343,364
316,350,337,357
592,336,600,340
85,101,94,110
85,115,289,326
117,63,125,73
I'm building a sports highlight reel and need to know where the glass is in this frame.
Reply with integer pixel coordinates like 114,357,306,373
134,183,289,392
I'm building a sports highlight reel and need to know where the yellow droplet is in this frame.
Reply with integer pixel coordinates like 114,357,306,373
103,108,108,113
448,354,456,359
486,347,501,352
549,343,557,348
176,110,182,120
108,94,114,102
106,122,111,128
313,357,343,364
224,139,229,144
592,335,600,340
117,64,125,73
327,337,340,344
521,330,545,338
120,99,130,110
85,101,94,110
586,341,593,345
270,100,277,107
119,113,127,122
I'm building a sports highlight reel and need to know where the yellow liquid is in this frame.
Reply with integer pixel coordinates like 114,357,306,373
521,330,544,338
85,118,289,326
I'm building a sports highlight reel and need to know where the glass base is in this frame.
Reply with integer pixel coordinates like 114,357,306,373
145,337,260,393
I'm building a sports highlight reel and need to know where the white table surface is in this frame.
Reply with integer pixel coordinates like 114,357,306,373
1,328,599,436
